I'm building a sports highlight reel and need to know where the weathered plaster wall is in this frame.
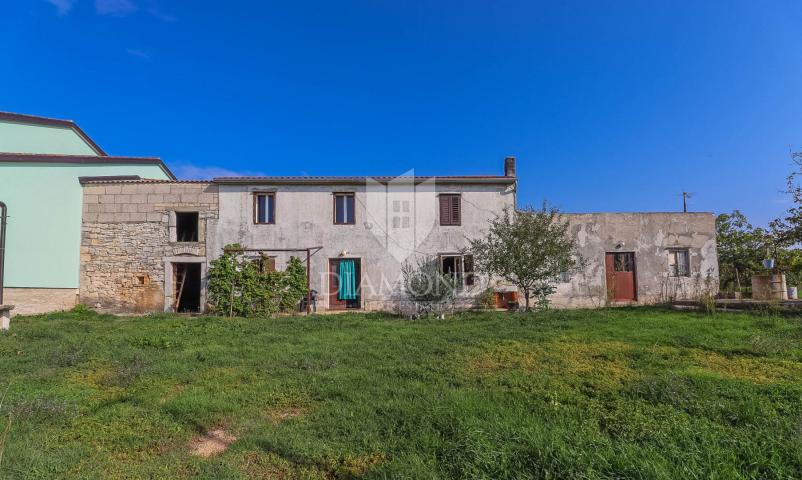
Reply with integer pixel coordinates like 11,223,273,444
211,182,516,311
79,182,218,313
551,212,719,307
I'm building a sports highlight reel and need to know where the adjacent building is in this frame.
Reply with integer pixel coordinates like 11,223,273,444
0,112,174,314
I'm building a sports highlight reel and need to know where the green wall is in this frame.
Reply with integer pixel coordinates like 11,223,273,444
0,121,100,155
0,162,171,288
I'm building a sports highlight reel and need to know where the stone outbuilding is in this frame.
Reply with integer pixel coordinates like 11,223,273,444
79,179,217,313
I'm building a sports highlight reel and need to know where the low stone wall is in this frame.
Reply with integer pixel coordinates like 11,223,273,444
79,181,218,313
3,288,78,315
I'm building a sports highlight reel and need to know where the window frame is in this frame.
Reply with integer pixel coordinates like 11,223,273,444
333,192,356,225
175,211,200,243
253,192,276,225
668,248,691,277
439,253,475,288
439,194,462,226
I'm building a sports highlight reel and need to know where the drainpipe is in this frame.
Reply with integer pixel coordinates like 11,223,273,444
0,201,6,305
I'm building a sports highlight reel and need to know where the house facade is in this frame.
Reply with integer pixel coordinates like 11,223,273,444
0,112,174,314
74,157,719,315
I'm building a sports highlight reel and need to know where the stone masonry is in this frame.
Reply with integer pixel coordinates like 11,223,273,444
79,181,218,312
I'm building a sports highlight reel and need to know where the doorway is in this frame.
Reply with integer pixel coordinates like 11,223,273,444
605,252,637,302
174,262,201,312
328,258,361,310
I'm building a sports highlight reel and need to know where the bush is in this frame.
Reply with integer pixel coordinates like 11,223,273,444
401,257,457,316
207,245,308,317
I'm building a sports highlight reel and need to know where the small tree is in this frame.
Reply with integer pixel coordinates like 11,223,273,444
469,205,578,311
401,256,458,315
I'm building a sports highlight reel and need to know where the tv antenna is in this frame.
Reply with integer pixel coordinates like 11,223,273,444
681,191,694,213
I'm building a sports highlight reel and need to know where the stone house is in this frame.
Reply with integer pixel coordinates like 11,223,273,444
75,157,719,314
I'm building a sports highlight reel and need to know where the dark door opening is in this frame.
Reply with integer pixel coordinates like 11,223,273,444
328,258,361,310
174,263,201,312
605,252,637,302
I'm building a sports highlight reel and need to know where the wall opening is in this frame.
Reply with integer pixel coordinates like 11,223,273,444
174,262,201,312
176,212,199,242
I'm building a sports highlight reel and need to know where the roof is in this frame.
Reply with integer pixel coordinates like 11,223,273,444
79,177,208,185
213,175,517,185
0,111,107,156
0,153,177,180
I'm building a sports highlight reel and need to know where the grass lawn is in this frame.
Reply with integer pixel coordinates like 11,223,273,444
1,308,801,479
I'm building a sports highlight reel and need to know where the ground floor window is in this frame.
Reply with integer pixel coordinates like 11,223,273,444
668,248,690,277
440,254,475,287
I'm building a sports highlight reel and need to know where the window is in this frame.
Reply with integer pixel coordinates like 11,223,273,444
334,193,355,224
558,272,571,283
254,193,275,224
175,212,199,242
439,194,461,226
612,252,635,272
440,254,475,287
668,249,690,277
253,256,276,273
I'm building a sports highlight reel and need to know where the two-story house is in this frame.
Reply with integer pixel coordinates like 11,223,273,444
78,160,518,313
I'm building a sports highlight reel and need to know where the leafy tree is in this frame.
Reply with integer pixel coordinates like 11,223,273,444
469,205,579,311
401,256,458,315
770,150,802,246
715,211,768,292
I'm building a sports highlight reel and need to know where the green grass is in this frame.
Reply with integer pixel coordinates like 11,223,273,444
1,308,801,479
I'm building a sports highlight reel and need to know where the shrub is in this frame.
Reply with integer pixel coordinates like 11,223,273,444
207,245,308,317
401,257,457,316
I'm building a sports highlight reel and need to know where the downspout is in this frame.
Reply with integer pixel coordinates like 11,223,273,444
0,201,6,305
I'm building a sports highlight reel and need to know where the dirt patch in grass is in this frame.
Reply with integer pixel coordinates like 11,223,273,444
265,406,306,424
189,428,237,458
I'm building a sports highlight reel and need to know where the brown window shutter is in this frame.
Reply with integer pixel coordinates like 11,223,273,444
451,195,461,225
267,257,276,272
439,195,451,225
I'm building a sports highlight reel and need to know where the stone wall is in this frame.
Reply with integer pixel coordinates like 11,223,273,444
79,181,218,313
2,288,78,315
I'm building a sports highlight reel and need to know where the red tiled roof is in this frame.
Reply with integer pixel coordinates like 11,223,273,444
213,175,516,185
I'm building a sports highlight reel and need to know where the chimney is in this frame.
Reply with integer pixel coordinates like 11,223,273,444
504,156,516,177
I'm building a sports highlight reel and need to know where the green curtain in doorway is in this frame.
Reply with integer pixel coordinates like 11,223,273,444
338,259,357,300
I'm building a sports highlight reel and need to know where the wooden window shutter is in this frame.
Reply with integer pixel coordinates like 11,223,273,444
439,195,451,225
450,195,461,225
440,194,460,226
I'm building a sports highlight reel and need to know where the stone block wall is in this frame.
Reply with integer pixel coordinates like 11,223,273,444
79,181,218,312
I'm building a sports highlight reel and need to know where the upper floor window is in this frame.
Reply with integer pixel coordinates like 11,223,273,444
439,194,461,226
334,193,355,225
175,212,199,242
668,249,690,277
254,193,275,224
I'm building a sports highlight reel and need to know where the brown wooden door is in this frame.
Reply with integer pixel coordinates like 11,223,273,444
605,252,637,301
328,258,362,310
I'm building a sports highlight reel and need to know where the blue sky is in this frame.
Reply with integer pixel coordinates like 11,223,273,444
3,1,802,225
